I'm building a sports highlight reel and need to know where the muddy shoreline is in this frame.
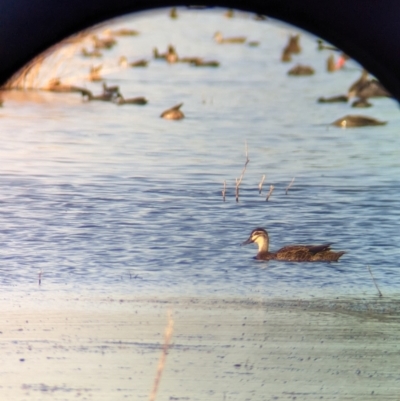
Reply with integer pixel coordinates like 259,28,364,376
1,293,399,400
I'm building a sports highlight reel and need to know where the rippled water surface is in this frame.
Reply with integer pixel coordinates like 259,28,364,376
1,8,400,298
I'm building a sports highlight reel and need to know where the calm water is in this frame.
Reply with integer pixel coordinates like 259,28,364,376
1,8,400,298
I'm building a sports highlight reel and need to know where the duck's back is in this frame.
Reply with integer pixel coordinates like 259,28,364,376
272,244,344,262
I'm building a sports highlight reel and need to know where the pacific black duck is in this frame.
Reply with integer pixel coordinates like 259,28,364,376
114,94,147,105
331,114,387,127
242,228,345,262
348,70,391,98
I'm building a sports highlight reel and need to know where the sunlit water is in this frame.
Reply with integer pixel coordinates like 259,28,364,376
1,8,400,298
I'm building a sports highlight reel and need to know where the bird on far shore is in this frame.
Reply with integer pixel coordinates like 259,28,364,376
242,227,345,262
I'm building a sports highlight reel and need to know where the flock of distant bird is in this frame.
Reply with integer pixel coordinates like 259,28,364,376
321,67,391,127
35,8,267,120
281,33,392,127
0,8,392,127
40,9,264,120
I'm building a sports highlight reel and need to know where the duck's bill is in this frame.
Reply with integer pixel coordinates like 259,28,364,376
241,238,253,246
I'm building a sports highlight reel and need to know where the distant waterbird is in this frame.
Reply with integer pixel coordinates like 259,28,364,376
331,115,387,127
242,228,345,262
160,103,185,120
213,31,246,44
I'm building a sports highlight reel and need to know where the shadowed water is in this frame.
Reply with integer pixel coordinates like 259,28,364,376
0,8,399,297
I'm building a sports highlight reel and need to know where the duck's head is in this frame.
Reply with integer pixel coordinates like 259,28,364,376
118,56,128,66
213,31,223,42
242,228,269,252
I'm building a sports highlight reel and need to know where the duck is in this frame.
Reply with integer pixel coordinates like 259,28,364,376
113,94,147,105
179,56,202,63
44,78,93,98
242,228,345,262
283,34,301,54
160,103,184,120
213,31,246,44
169,7,178,19
111,28,139,36
224,9,235,18
153,47,167,59
326,53,349,72
351,98,372,108
348,70,391,98
190,59,220,67
81,89,115,102
166,45,179,63
247,41,260,47
316,39,338,51
91,34,117,50
326,54,337,72
81,47,102,58
118,56,148,68
317,94,348,103
280,47,292,62
331,114,387,127
88,65,103,81
102,82,120,96
287,64,315,76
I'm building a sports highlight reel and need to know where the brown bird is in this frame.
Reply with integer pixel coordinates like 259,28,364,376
166,45,179,63
281,34,301,62
102,82,120,96
242,228,345,262
190,59,220,67
153,47,167,59
169,7,178,19
287,64,315,76
281,48,292,62
213,31,246,44
283,34,301,54
348,70,391,98
91,34,117,50
111,28,139,36
81,47,102,58
160,103,185,120
118,56,148,68
331,114,387,127
316,39,338,51
113,94,147,105
81,89,114,102
88,65,103,81
317,95,348,103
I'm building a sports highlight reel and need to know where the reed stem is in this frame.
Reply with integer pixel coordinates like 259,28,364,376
235,140,250,202
266,184,274,201
367,266,383,297
285,177,295,195
258,174,265,194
